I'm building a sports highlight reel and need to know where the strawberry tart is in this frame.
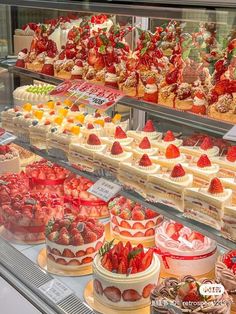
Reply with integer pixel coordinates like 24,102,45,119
151,276,232,314
147,164,193,211
153,130,183,152
64,176,109,218
215,250,236,311
118,154,160,197
127,120,162,141
93,241,160,310
1,192,63,243
46,215,105,271
151,144,186,169
155,220,218,277
184,177,232,230
68,134,107,172
0,145,20,175
109,196,162,246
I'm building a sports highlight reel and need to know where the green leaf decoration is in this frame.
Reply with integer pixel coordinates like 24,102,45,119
100,34,109,45
128,248,142,261
99,239,115,256
182,48,191,60
115,42,125,49
99,45,106,54
140,46,148,56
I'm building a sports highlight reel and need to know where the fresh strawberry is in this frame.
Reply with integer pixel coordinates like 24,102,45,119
94,279,103,295
183,290,201,303
197,154,211,168
132,222,145,229
56,258,67,265
47,231,59,242
145,208,157,219
163,130,175,142
208,177,224,194
87,134,101,146
142,284,155,298
145,229,155,236
200,137,213,150
114,126,127,139
171,231,180,241
81,226,97,244
143,120,155,132
223,254,233,269
71,233,84,246
139,137,151,149
226,146,236,162
120,220,131,229
170,164,185,178
62,249,75,258
57,232,70,245
119,209,131,220
166,223,175,237
141,249,153,270
87,123,94,129
104,286,121,302
111,141,123,155
139,154,152,167
107,65,116,74
174,222,183,232
165,144,180,159
146,77,156,84
132,209,145,221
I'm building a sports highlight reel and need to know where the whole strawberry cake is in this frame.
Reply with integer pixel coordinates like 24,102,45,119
64,176,109,218
93,241,160,310
155,220,218,277
26,159,69,195
109,196,162,246
1,192,63,243
45,215,105,271
0,145,20,175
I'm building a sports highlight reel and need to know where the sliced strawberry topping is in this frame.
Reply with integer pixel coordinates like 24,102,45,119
197,154,211,168
139,137,151,149
163,130,175,142
87,123,94,129
143,120,155,132
114,126,127,139
200,137,213,150
111,141,123,155
165,144,180,159
87,134,101,146
226,146,236,162
170,164,185,178
139,154,152,167
208,177,224,194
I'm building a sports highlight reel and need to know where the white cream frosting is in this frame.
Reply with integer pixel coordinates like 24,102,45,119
91,19,113,33
193,96,207,106
134,147,158,156
145,84,157,94
18,51,27,60
71,65,83,75
183,162,219,176
105,73,117,83
44,57,54,65
199,146,220,157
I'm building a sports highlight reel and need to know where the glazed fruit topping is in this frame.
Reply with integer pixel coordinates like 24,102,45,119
208,177,224,194
114,126,127,139
111,141,123,155
87,134,101,146
0,145,11,155
226,146,236,162
139,137,151,149
143,120,156,132
139,154,152,167
163,130,175,142
100,240,154,275
165,144,180,159
197,154,212,168
170,164,185,178
146,77,156,84
26,159,68,180
222,250,236,272
200,137,213,150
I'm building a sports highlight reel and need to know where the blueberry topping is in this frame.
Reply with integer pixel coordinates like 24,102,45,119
32,120,38,126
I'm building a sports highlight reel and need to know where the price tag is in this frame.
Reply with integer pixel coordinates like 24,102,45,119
0,128,16,145
88,178,122,202
223,125,236,141
39,279,73,304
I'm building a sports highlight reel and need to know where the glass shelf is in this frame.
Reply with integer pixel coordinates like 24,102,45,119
14,139,236,250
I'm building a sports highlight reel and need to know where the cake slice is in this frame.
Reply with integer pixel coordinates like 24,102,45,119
151,144,186,169
180,136,220,157
69,134,107,172
130,136,159,159
1,108,21,132
147,164,193,211
118,154,160,197
101,126,133,148
152,130,183,152
80,122,105,140
184,178,232,230
127,120,162,141
0,145,20,175
221,206,236,242
103,114,129,137
212,146,236,177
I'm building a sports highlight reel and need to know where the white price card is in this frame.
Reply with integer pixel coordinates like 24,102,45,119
88,178,122,202
0,128,16,145
39,279,73,304
223,125,236,142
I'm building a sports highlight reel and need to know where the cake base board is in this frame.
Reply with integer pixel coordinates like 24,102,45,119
84,280,150,314
0,226,45,245
160,268,216,280
37,248,93,277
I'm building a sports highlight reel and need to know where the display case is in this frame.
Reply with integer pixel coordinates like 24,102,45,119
0,1,236,314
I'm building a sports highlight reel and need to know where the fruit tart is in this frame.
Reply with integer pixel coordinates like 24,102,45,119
93,241,160,310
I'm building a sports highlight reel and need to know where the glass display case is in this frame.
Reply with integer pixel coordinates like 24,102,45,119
0,1,236,314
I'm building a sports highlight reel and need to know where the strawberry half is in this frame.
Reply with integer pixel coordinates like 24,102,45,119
208,177,224,194
226,146,236,162
111,141,123,155
139,154,152,167
139,137,151,149
143,120,155,132
163,130,175,142
170,164,185,178
115,126,127,139
87,123,94,129
197,154,211,168
200,137,213,150
165,144,180,159
87,134,101,146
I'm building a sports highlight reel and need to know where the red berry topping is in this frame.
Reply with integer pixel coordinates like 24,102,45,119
165,144,180,159
200,137,213,150
166,68,179,85
226,146,236,162
107,65,116,74
139,154,152,167
139,137,151,149
197,154,212,168
143,120,155,132
146,77,156,84
111,141,123,155
114,126,127,139
87,134,101,146
163,130,175,142
87,123,94,129
208,177,224,194
170,164,185,178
